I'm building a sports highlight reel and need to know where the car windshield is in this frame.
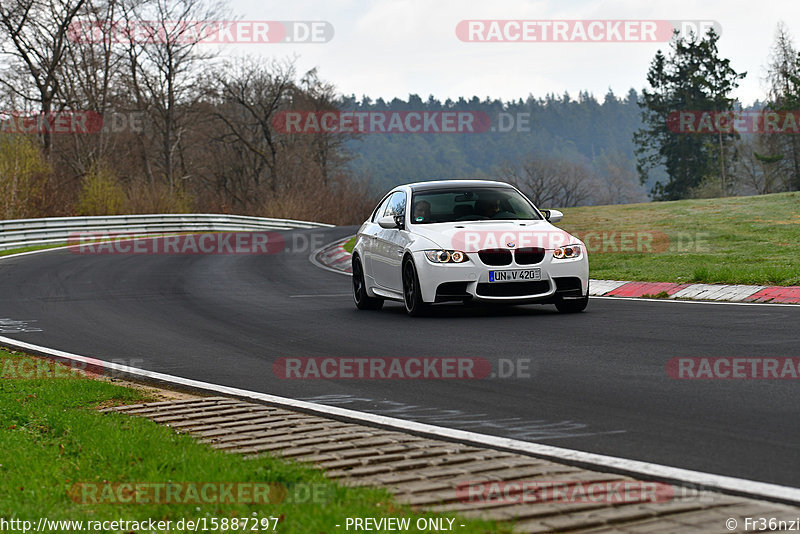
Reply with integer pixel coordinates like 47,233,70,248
409,187,542,224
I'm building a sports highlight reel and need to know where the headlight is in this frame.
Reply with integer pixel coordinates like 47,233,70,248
424,250,469,263
553,244,582,259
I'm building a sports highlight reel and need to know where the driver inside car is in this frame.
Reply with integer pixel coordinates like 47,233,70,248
412,200,431,222
475,198,501,218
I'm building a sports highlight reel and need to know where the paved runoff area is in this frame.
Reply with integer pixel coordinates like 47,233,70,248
317,238,800,304
106,397,800,533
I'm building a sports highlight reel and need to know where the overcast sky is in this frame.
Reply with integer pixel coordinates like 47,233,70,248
222,0,799,105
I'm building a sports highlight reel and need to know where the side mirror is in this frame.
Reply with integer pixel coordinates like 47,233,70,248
543,209,563,223
378,215,400,229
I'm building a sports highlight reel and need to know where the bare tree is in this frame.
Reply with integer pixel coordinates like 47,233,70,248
0,0,88,152
498,158,558,207
295,67,355,186
498,156,595,208
57,0,129,173
207,57,296,206
555,159,593,207
595,152,648,205
120,0,223,193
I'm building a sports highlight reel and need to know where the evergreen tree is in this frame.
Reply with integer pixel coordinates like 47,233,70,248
634,29,745,200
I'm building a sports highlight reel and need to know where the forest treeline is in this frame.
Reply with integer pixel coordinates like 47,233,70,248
341,89,648,207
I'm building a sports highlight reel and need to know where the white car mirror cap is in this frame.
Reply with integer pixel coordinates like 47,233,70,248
546,209,563,223
378,215,399,229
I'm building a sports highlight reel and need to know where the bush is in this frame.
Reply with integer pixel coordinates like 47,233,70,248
77,161,126,215
0,135,49,220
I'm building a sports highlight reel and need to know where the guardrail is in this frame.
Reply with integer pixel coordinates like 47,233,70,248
0,214,333,251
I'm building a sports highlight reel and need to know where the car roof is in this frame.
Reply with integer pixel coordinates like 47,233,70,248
403,180,516,192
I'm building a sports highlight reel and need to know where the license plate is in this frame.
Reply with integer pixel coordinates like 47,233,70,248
489,269,541,282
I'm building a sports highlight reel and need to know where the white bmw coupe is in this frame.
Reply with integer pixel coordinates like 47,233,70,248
352,180,589,316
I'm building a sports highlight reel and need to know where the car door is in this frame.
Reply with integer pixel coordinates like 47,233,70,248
372,191,409,292
361,194,393,282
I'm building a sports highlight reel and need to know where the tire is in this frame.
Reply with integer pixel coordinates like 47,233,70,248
555,295,589,313
402,257,429,317
352,256,383,310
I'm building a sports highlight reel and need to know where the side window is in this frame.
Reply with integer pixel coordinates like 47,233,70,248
384,191,406,218
371,195,393,222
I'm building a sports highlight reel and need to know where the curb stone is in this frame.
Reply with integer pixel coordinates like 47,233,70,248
105,397,800,534
315,236,352,273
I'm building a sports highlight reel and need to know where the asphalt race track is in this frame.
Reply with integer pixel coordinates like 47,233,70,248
1,227,798,489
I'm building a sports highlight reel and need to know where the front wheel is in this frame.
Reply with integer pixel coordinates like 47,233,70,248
555,295,588,313
402,258,429,317
352,257,383,310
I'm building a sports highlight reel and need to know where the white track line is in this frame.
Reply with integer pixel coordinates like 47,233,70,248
1,334,799,506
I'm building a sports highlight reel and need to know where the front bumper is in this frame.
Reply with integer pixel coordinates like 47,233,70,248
411,250,589,304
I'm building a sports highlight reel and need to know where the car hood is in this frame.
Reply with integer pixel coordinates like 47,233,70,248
409,220,580,252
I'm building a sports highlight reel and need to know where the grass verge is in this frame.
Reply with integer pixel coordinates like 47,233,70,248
342,237,356,254
0,347,507,533
0,244,67,257
558,191,800,286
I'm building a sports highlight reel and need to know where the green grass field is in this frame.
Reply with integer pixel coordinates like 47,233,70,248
558,192,800,285
0,348,507,533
